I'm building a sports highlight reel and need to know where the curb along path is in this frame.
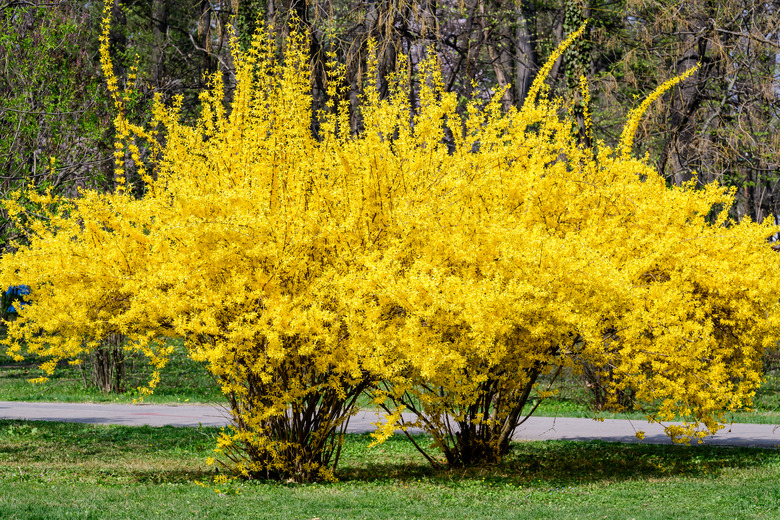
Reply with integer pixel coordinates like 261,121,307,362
1,401,778,449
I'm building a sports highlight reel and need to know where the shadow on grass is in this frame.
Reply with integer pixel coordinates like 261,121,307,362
124,468,217,484
3,421,779,487
337,433,780,487
0,465,216,486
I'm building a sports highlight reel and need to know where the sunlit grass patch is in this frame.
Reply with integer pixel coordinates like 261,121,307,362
0,340,222,404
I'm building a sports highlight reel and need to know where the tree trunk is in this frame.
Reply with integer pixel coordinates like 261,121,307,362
514,3,538,107
81,333,126,393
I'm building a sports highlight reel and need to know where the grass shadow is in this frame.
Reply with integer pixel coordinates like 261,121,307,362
3,420,779,488
336,433,780,487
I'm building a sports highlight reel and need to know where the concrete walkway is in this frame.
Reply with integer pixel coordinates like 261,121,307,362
1,400,778,448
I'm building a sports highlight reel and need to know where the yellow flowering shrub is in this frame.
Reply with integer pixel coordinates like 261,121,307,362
1,187,171,387
351,31,780,463
2,7,779,479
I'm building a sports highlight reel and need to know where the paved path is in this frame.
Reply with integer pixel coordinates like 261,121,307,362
1,400,777,448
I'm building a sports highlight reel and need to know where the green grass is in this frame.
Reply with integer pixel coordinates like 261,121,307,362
0,419,778,519
0,340,223,405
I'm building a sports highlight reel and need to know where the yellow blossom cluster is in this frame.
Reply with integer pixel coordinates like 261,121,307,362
2,8,779,478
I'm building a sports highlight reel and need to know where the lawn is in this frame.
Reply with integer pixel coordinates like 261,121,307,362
0,340,223,405
0,420,778,519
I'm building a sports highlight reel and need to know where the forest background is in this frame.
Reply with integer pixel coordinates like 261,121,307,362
1,0,779,242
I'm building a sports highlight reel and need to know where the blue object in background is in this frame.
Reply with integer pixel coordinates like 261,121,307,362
6,285,31,313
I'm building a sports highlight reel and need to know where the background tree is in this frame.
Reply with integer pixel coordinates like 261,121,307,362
0,1,114,243
589,0,780,222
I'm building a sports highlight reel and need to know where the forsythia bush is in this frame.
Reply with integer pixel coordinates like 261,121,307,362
357,33,780,464
2,7,779,479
